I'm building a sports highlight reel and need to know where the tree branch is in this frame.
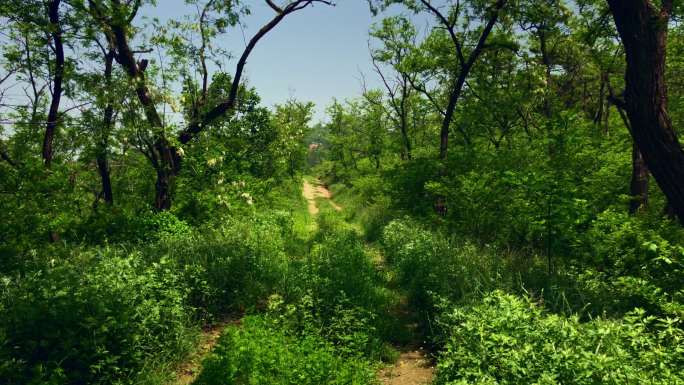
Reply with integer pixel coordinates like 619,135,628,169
419,0,466,66
406,75,446,117
178,0,333,144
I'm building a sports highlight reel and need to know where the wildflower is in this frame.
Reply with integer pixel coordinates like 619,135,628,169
241,192,253,205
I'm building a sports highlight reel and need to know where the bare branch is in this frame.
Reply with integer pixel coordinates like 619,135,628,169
407,75,446,117
179,0,334,144
266,0,284,13
419,0,465,65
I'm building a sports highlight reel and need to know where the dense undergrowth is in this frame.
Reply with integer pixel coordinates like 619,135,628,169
191,203,402,385
193,316,376,385
2,88,684,385
0,177,403,385
313,119,684,384
0,212,293,384
5,0,684,383
319,188,684,384
434,292,683,384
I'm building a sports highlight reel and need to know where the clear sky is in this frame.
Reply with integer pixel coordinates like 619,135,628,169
140,0,428,122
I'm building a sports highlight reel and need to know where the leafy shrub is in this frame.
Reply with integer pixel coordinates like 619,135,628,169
0,254,193,385
306,231,384,310
155,215,289,318
385,155,440,215
358,197,392,242
0,212,294,385
583,209,684,289
381,219,503,316
69,210,192,244
141,211,193,241
193,316,377,385
265,229,396,360
433,291,684,385
315,211,348,239
568,270,684,319
267,292,388,360
301,231,393,357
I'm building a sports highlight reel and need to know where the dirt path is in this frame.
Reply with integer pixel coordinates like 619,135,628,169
303,177,433,385
379,349,434,385
302,179,342,215
377,297,435,385
374,255,434,385
169,319,239,385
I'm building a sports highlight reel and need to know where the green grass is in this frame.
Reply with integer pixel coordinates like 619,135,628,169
192,316,378,385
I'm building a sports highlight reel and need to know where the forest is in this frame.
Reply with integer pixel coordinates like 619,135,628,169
0,0,683,384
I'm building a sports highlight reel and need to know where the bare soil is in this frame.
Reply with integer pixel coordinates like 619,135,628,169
302,179,342,214
379,349,434,385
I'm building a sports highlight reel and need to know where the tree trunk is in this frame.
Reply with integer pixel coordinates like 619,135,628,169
95,0,316,210
437,0,506,161
97,50,116,206
152,137,179,211
399,78,412,160
155,169,172,211
96,102,114,205
439,75,466,160
607,0,684,224
96,151,114,205
629,142,649,213
42,0,64,168
108,8,180,211
399,109,412,160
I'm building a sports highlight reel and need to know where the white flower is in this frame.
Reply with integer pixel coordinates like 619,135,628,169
240,192,253,205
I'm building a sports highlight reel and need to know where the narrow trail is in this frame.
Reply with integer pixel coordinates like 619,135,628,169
379,350,434,385
170,319,239,385
303,178,434,385
302,179,342,215
172,180,433,385
378,274,434,385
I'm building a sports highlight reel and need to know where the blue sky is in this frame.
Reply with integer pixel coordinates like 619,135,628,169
140,0,429,122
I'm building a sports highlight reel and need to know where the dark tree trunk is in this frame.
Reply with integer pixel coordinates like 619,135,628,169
151,137,179,211
440,75,466,160
594,73,606,126
96,152,114,205
438,0,506,160
0,141,17,168
108,5,180,211
155,169,173,211
629,142,649,213
421,0,506,216
399,113,412,160
93,0,318,210
97,50,116,206
43,0,64,168
398,76,412,160
607,0,684,224
612,91,650,215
